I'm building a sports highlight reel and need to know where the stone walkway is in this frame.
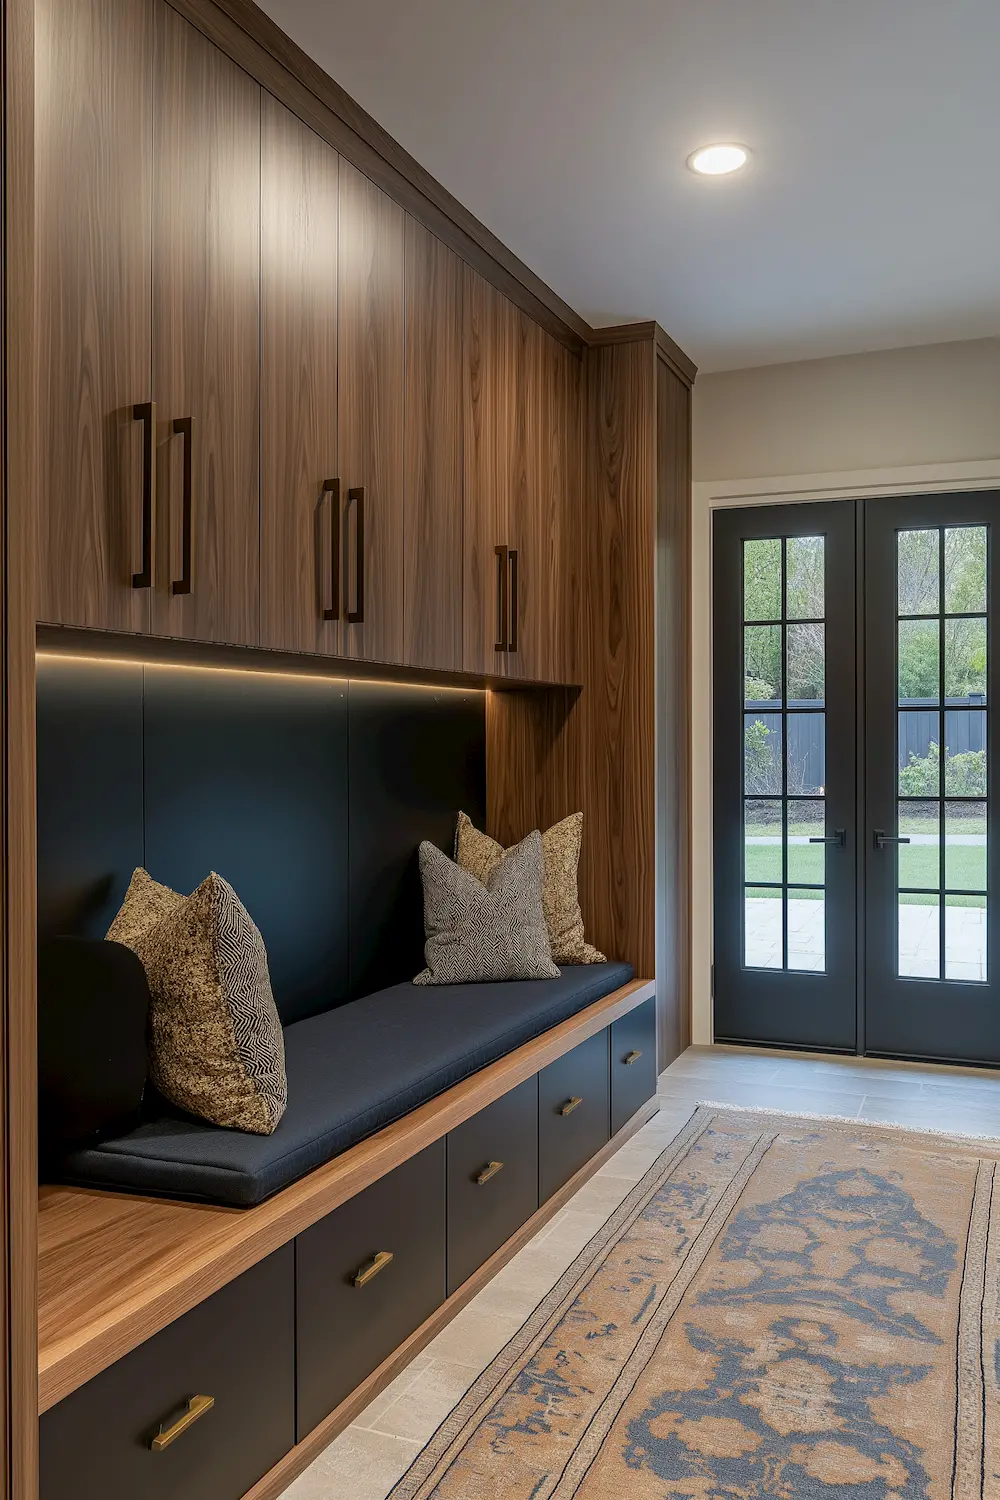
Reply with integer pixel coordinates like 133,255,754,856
745,896,987,980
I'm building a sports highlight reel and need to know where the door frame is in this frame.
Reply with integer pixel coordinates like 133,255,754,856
693,458,1000,1048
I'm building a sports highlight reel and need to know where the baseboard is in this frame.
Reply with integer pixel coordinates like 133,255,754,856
243,1096,660,1500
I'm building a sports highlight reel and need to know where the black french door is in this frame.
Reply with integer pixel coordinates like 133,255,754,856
713,491,1000,1064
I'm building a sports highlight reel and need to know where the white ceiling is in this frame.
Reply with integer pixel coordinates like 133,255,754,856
259,0,1000,372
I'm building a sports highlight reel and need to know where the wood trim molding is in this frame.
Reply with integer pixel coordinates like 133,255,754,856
2,0,38,1493
588,321,698,388
38,978,654,1412
242,1096,660,1500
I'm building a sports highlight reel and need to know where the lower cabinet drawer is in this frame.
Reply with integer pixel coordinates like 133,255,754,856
611,997,657,1135
538,1030,610,1202
40,1247,294,1500
295,1140,446,1440
447,1076,539,1296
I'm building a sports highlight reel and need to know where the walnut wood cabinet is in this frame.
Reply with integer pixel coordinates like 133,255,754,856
36,1,579,681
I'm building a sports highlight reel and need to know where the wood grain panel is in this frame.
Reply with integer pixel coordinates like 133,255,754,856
656,356,693,1060
259,93,340,655
462,267,515,674
5,0,39,1490
35,0,153,632
242,1097,657,1500
38,979,654,1413
338,159,404,663
151,6,261,646
403,218,463,671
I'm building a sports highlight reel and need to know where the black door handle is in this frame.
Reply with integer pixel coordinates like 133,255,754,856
131,401,156,589
873,830,911,849
321,477,340,621
171,416,194,596
809,830,846,847
507,549,518,653
346,486,365,624
494,544,509,652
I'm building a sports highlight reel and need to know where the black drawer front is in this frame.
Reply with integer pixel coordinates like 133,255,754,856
610,997,657,1135
447,1076,539,1296
538,1030,610,1203
40,1247,294,1500
296,1140,446,1439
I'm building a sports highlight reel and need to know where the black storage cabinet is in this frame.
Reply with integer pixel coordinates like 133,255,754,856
538,1030,610,1203
295,1140,446,1439
446,1076,539,1296
610,996,657,1135
40,1247,295,1500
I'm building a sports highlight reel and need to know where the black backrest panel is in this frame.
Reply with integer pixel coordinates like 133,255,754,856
37,658,144,941
36,657,486,1024
349,681,488,996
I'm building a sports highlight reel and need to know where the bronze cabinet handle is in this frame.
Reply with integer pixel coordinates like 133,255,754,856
131,401,156,589
494,544,509,652
507,548,518,653
354,1249,393,1288
321,477,340,621
559,1096,583,1117
624,1050,643,1066
171,416,194,596
476,1160,504,1186
346,486,365,623
151,1394,215,1452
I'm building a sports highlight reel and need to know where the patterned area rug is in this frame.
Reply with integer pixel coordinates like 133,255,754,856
390,1104,1000,1499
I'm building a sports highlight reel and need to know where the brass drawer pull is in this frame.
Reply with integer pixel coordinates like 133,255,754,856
624,1050,643,1066
559,1096,583,1117
354,1250,393,1288
151,1394,215,1452
476,1160,504,1186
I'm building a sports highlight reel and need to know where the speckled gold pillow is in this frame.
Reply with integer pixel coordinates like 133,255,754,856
107,870,287,1136
454,811,606,965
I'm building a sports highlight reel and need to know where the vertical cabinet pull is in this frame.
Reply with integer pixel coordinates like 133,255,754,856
171,417,194,596
507,549,518,653
150,1394,215,1452
131,401,156,589
494,544,509,653
321,478,340,621
346,486,365,624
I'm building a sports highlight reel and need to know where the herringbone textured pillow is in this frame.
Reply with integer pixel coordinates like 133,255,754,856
454,811,606,964
108,870,287,1135
415,831,559,985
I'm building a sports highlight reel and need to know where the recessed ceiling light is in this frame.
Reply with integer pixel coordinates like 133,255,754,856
687,143,749,176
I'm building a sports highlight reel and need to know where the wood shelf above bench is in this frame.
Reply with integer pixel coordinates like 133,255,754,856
38,977,654,1414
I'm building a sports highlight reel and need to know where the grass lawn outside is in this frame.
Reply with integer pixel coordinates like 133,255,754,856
745,822,986,907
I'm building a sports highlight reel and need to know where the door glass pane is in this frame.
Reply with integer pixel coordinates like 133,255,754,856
744,625,782,704
787,798,825,884
745,713,782,794
944,617,987,702
898,529,940,615
786,713,824,795
787,623,824,703
898,800,939,891
899,892,940,979
744,799,782,886
945,898,987,982
788,888,825,972
786,535,824,620
744,887,782,969
944,526,987,614
945,801,987,892
944,710,987,795
743,538,781,622
898,619,939,702
898,711,940,795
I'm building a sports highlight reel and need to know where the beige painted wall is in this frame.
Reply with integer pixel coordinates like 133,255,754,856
690,337,1000,1045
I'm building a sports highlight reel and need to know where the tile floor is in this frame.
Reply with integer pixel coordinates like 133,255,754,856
282,1042,1000,1499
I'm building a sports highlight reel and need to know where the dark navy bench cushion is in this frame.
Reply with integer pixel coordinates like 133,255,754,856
58,962,634,1207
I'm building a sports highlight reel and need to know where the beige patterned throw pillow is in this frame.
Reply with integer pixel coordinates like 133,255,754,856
415,831,559,985
107,869,287,1135
455,811,606,964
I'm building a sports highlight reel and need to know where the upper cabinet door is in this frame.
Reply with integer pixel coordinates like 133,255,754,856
151,6,261,646
338,162,404,664
260,96,341,657
462,268,516,676
36,0,154,632
403,219,464,673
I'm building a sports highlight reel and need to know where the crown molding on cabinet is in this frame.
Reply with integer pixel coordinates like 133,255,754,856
588,320,698,388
